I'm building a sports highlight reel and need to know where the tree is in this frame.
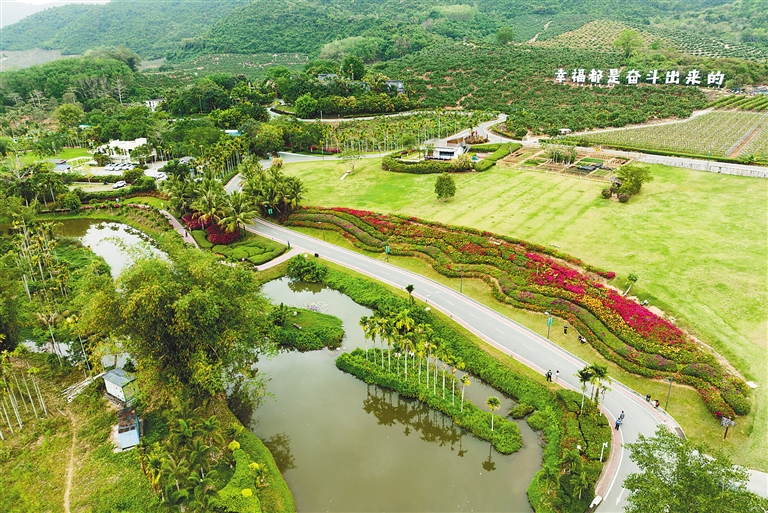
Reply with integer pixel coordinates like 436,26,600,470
435,173,456,201
589,363,611,403
486,396,501,431
496,27,515,45
617,164,653,196
405,284,414,302
624,426,768,513
575,366,594,413
220,191,258,235
53,103,84,132
294,93,318,119
339,148,363,174
341,55,366,81
460,374,470,411
614,29,644,59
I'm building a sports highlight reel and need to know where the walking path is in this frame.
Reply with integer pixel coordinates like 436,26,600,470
159,209,198,248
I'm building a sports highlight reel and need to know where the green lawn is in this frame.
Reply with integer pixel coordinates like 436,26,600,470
19,147,91,166
282,157,768,469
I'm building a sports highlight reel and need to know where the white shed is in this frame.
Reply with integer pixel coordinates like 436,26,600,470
431,145,465,160
103,368,137,403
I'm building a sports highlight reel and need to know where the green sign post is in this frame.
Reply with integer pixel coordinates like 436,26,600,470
546,313,553,339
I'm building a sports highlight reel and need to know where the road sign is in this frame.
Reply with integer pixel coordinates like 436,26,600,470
385,245,390,254
547,317,553,327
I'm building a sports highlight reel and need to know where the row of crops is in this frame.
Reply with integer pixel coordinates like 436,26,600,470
645,27,768,61
569,111,768,157
707,94,768,111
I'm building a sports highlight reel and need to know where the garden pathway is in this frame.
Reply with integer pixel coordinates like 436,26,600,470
159,209,198,248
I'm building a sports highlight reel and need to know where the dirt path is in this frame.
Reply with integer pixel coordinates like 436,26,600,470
728,125,764,158
63,414,76,513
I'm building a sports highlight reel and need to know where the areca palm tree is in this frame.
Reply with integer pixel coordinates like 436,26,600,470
486,396,501,431
589,363,611,403
220,191,259,235
575,366,595,413
401,333,416,380
460,374,471,411
359,315,372,360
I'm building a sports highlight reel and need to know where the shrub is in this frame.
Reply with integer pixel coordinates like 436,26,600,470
206,223,240,245
382,151,455,174
217,448,261,513
618,193,630,203
510,403,535,419
275,308,344,351
601,188,612,199
286,254,327,282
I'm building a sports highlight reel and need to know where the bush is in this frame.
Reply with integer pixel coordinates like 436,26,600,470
618,193,630,203
286,255,327,282
206,223,240,245
275,308,344,351
509,403,535,419
382,152,455,174
472,143,521,172
217,449,261,513
601,188,612,199
60,191,82,212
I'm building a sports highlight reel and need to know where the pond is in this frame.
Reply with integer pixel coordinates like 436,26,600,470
55,218,165,277
248,277,542,512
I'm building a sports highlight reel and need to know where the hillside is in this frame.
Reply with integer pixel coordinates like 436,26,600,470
0,0,249,59
1,0,766,62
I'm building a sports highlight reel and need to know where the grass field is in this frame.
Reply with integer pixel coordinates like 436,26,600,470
281,157,768,469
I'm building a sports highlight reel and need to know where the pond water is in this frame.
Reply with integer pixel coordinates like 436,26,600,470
56,218,165,277
249,277,542,512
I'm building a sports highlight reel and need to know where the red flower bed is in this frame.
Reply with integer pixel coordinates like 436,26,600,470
603,290,689,346
206,223,239,245
181,214,203,230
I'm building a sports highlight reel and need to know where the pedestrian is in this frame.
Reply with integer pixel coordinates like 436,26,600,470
615,418,621,430
564,325,568,335
619,411,625,421
546,370,552,382
288,240,291,249
654,399,660,408
555,370,559,382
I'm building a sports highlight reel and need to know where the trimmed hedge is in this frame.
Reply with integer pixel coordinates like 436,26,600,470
382,151,456,174
473,143,521,172
337,349,523,454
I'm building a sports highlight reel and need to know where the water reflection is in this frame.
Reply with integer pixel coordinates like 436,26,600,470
263,433,297,473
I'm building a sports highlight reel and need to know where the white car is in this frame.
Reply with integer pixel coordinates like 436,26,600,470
105,164,115,171
112,180,127,189
155,171,167,181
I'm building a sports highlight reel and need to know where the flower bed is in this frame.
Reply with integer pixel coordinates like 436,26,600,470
286,207,750,419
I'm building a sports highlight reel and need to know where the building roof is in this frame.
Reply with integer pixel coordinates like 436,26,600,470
103,368,136,388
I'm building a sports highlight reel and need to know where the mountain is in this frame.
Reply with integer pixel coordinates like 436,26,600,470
1,0,766,61
0,0,249,59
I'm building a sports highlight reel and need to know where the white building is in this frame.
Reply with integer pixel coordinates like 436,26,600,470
431,145,465,160
144,99,162,112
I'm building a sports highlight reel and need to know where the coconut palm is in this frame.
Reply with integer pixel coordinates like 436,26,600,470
486,396,501,431
451,359,464,404
589,363,611,403
192,183,225,230
460,374,471,411
359,315,372,360
220,191,259,235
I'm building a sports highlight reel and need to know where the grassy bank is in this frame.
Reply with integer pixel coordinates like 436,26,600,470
281,157,767,469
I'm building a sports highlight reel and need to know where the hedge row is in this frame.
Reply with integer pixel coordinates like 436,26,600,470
311,261,611,512
473,143,521,172
285,207,750,419
381,151,456,174
78,181,159,202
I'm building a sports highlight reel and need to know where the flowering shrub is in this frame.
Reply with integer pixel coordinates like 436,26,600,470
285,206,750,418
181,213,203,230
206,223,240,245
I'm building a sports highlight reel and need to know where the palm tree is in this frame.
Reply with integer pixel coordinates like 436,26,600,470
185,438,212,478
451,360,464,404
486,396,501,431
401,333,416,380
192,183,225,230
575,366,595,413
374,314,389,369
282,176,305,214
570,464,591,500
589,363,611,403
359,315,372,360
460,374,471,411
220,191,258,235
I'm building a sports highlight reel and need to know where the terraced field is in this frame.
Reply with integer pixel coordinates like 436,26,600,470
533,20,663,52
707,95,768,111
573,111,768,157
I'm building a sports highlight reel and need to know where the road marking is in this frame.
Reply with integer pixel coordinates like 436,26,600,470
468,313,478,319
616,487,626,506
495,328,504,334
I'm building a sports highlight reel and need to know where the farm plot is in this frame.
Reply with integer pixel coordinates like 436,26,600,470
707,95,768,111
743,125,768,159
575,111,768,157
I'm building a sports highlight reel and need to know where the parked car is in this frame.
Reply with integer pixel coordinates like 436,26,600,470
155,171,167,181
112,180,127,189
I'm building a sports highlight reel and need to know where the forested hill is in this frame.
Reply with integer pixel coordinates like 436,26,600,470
1,0,766,61
0,0,249,59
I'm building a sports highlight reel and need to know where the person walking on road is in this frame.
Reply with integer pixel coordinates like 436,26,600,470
615,418,622,430
546,370,552,382
619,411,625,422
555,370,559,382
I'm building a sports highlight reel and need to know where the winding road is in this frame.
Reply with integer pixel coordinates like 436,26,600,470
242,217,768,512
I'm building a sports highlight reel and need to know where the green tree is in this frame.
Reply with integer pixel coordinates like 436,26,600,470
624,273,639,296
624,426,768,513
339,148,363,174
486,396,501,431
496,27,515,45
614,29,644,59
294,93,318,119
435,172,456,201
460,374,470,411
617,164,653,196
220,191,258,235
341,55,366,81
575,365,594,412
53,103,85,132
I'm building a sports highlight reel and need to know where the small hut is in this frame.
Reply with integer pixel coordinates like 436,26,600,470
117,407,140,450
103,368,137,404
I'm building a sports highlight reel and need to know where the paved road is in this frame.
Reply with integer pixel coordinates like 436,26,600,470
246,217,694,512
